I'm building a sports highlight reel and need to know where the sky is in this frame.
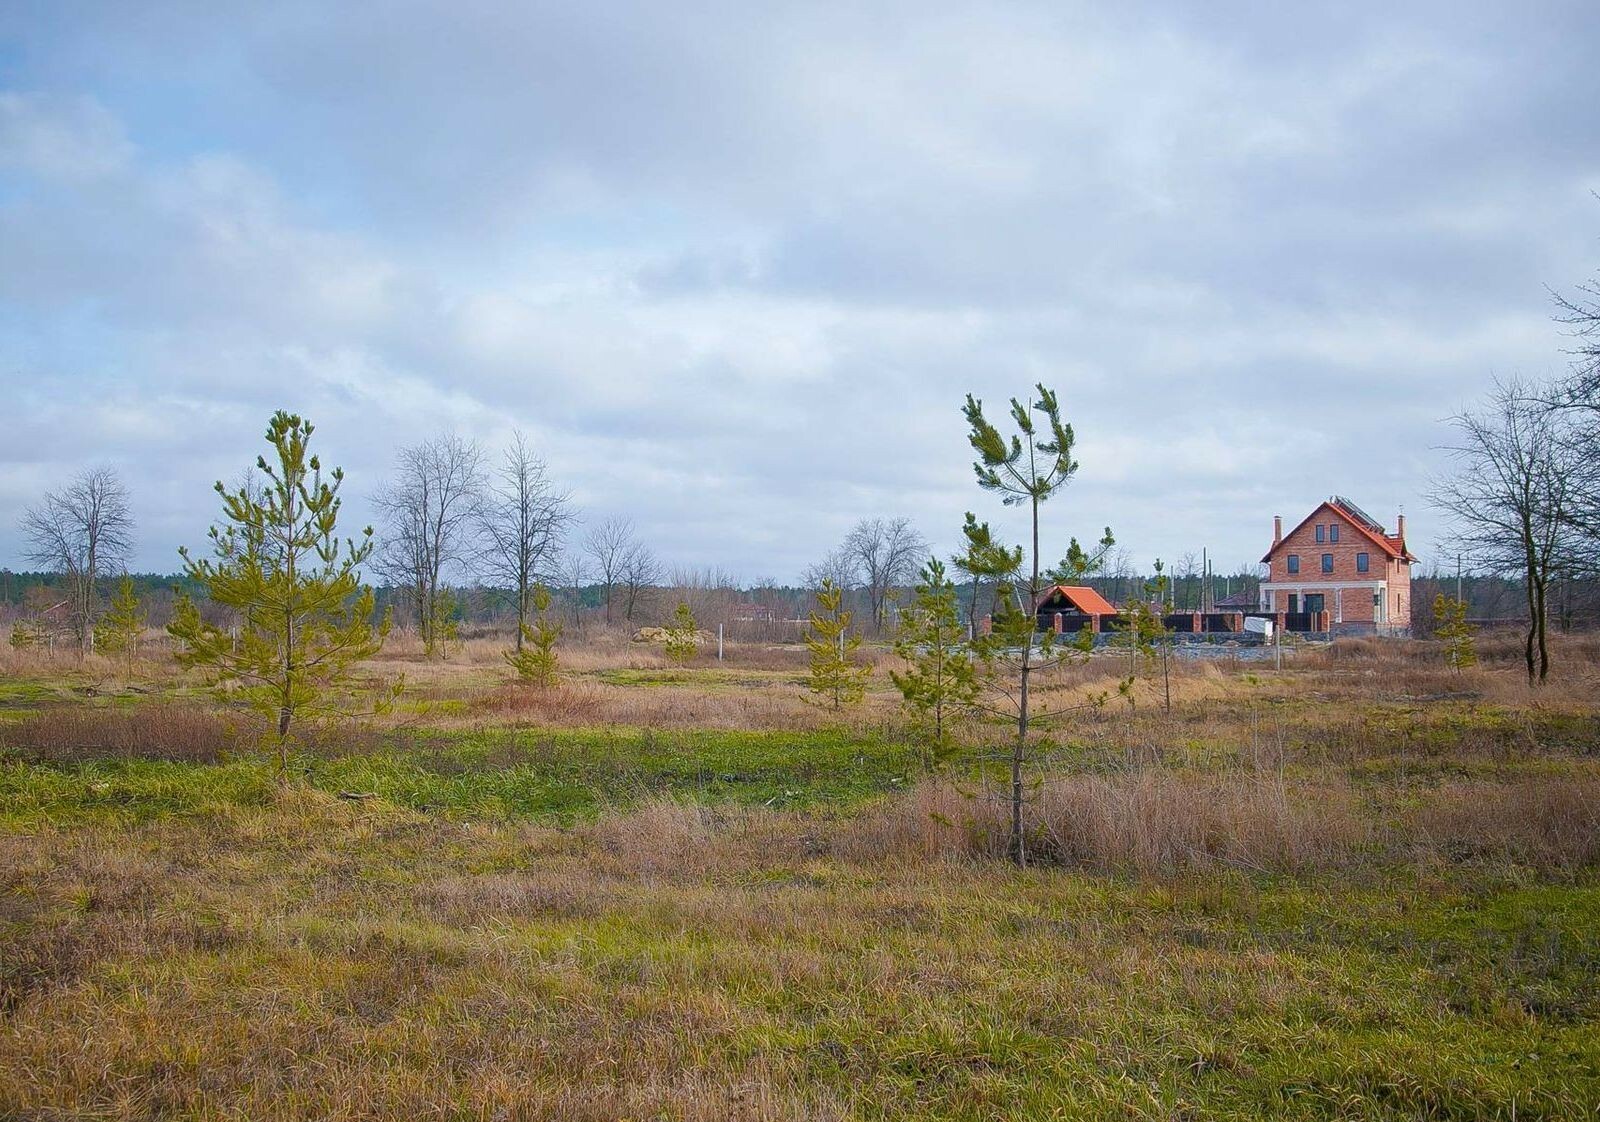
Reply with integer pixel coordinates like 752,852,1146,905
2,1,1598,584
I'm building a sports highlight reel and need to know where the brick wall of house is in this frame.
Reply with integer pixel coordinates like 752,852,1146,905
1266,505,1412,628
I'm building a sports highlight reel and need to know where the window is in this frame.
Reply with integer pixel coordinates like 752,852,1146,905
1321,553,1334,573
1287,555,1300,575
1330,524,1340,543
1315,524,1325,543
1356,552,1369,573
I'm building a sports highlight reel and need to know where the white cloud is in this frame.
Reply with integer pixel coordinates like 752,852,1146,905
1,2,1598,580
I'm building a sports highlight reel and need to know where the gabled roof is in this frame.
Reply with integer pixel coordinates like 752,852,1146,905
1036,585,1117,615
1262,499,1416,564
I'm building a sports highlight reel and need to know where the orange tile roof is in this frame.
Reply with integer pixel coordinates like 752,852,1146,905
1036,585,1117,615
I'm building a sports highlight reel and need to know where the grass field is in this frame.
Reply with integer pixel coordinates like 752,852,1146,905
3,631,1600,1119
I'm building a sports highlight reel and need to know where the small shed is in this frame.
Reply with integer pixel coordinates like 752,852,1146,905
1034,585,1117,632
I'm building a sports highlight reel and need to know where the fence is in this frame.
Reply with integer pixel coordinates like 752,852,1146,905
1027,609,1334,637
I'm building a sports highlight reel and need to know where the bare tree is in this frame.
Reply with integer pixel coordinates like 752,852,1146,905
669,565,739,629
374,434,486,655
620,540,661,623
477,432,572,650
556,550,592,629
1553,247,1600,396
842,516,928,633
1430,378,1578,684
1174,552,1200,611
20,466,134,654
803,544,858,595
584,516,636,625
1105,547,1136,606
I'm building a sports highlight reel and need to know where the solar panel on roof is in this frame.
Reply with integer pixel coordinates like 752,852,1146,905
1330,495,1387,535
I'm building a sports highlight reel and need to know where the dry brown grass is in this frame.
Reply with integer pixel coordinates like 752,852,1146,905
4,768,1600,1118
0,705,392,764
0,704,244,764
371,627,822,672
1410,777,1600,869
1306,632,1600,704
457,677,860,733
833,773,1364,873
829,771,1600,876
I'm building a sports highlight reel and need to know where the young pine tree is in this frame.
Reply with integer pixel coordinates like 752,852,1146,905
431,587,463,654
962,384,1115,867
891,559,980,771
168,411,393,777
805,578,870,709
94,574,147,660
664,601,699,662
505,582,561,687
1434,593,1478,672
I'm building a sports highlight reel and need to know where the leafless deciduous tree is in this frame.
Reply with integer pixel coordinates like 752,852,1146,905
556,550,592,628
477,432,572,650
843,516,928,633
669,565,739,629
620,539,661,623
20,466,134,654
374,434,486,655
1174,552,1200,611
802,545,858,596
1431,378,1578,684
584,516,636,625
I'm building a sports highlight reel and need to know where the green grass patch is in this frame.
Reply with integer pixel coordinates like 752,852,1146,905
0,725,917,826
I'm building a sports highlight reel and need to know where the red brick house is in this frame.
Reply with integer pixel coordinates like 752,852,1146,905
1259,496,1416,633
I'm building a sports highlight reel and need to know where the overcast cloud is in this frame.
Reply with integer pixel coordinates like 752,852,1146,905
2,1,1597,581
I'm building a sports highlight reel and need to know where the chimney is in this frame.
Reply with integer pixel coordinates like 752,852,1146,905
1396,513,1406,542
1273,515,1283,545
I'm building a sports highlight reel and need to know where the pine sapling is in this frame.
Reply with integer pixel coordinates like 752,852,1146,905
95,574,147,662
505,582,562,687
1434,593,1478,672
168,411,396,779
805,578,870,709
891,559,980,771
664,601,699,662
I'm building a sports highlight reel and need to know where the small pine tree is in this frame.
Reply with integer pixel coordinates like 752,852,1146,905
95,575,147,659
168,411,394,777
664,601,699,662
1434,594,1478,671
505,583,561,687
431,587,463,655
9,621,38,649
805,578,870,709
891,559,980,771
